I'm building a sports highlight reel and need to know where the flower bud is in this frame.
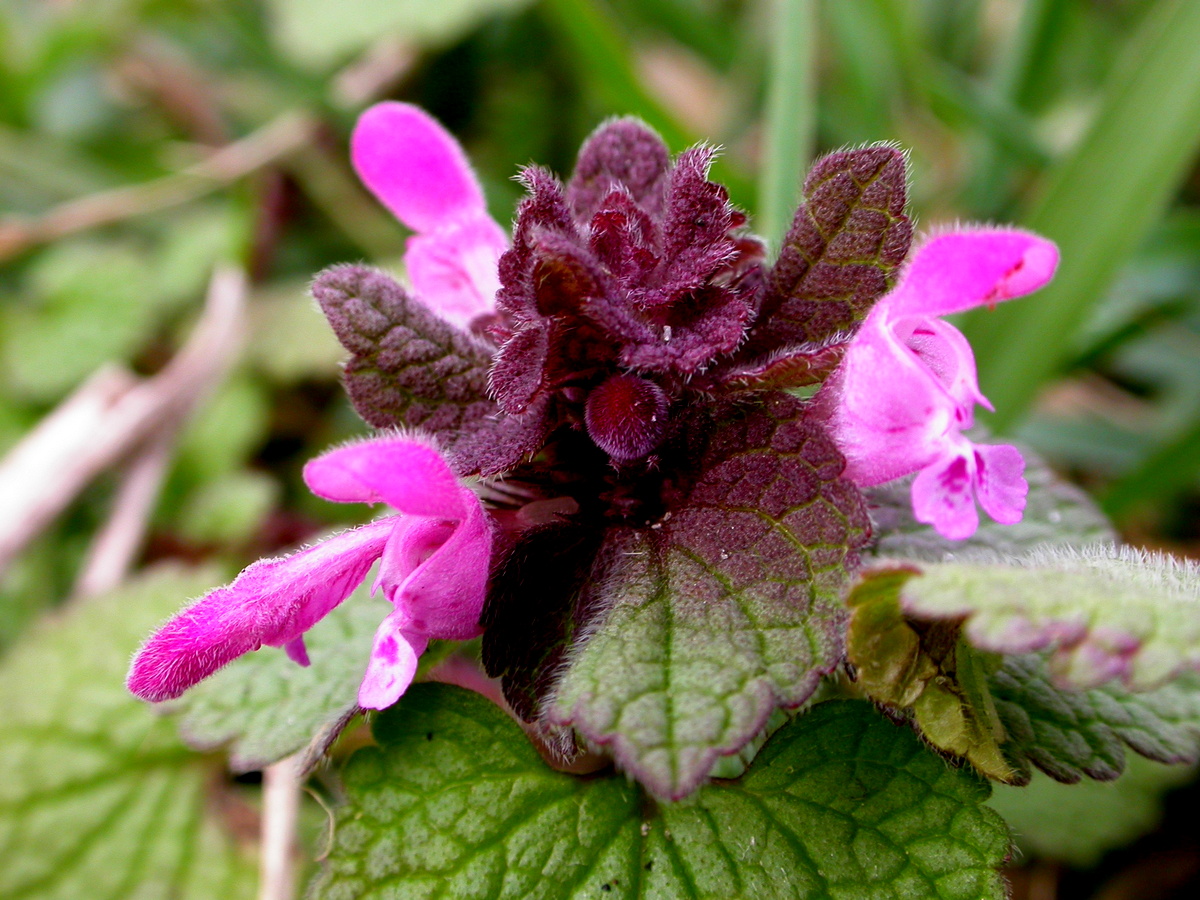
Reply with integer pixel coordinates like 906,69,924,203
584,373,669,461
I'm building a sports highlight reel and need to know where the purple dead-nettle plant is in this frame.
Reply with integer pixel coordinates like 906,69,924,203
130,102,1110,807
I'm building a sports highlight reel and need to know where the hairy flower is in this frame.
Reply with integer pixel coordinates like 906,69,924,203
352,102,508,331
822,228,1059,539
127,437,491,709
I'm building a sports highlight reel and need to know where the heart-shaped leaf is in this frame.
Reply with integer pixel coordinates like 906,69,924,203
550,394,870,799
310,684,1010,900
0,567,257,900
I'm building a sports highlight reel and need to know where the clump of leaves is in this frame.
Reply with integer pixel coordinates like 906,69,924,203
134,114,1200,898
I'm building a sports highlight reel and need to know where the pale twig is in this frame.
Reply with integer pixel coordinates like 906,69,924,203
0,266,247,577
0,113,314,262
331,36,416,108
71,427,175,600
259,754,303,900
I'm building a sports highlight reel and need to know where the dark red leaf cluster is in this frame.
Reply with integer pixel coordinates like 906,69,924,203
314,122,915,734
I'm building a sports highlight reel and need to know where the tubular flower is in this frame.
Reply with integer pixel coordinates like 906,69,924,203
351,101,508,330
126,437,492,710
823,228,1059,540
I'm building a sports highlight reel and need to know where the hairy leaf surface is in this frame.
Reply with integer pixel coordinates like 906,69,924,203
846,567,1014,782
550,394,869,799
991,654,1200,784
848,565,1200,784
0,567,257,900
896,545,1200,690
311,685,1010,900
747,145,911,352
312,264,495,445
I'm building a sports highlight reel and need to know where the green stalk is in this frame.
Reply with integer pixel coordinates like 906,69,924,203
756,0,816,248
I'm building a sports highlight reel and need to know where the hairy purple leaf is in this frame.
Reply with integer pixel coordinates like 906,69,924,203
746,145,911,353
480,523,610,722
565,117,671,220
450,396,555,477
720,338,848,392
312,264,495,445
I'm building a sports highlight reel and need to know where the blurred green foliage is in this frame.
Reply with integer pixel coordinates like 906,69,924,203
1,0,1199,896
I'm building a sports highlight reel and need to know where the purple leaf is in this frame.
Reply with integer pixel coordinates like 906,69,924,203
746,145,911,353
312,264,496,446
565,117,672,220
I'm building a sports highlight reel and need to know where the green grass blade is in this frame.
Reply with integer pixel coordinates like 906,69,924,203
993,0,1073,109
756,0,816,248
961,0,1200,431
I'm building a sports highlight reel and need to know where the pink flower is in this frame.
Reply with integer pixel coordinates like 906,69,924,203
825,228,1059,540
352,101,508,330
127,437,492,709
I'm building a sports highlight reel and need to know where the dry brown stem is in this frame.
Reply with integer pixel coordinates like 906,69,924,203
0,266,247,577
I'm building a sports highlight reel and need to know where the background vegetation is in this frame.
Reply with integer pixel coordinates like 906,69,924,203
1,1,1198,897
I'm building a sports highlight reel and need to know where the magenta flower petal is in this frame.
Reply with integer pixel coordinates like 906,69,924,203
372,516,457,600
830,320,953,485
405,215,507,327
826,226,1058,540
974,443,1028,525
351,102,508,330
901,316,990,416
284,636,311,667
126,519,394,702
911,450,980,541
303,436,465,518
376,488,491,639
352,102,487,232
358,609,429,710
888,229,1059,318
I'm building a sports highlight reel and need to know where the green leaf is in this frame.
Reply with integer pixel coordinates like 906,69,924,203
893,545,1200,690
988,757,1193,868
746,145,912,354
0,566,257,900
170,585,384,772
266,0,532,69
1,240,159,401
311,685,1010,900
550,395,870,800
846,567,1015,782
990,653,1200,784
963,0,1200,427
866,447,1117,562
